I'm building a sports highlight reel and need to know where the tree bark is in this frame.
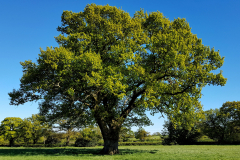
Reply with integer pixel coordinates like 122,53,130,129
96,119,120,155
100,138,119,155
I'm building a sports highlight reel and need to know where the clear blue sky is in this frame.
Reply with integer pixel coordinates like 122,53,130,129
1,0,239,134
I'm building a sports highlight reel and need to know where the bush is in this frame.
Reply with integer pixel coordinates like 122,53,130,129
75,137,98,147
45,135,61,147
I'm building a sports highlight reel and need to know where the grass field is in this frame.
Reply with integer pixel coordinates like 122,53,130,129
0,145,239,160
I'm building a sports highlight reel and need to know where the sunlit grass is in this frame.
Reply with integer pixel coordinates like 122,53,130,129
0,145,239,159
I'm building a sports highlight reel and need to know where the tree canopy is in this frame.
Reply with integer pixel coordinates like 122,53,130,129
203,101,240,143
9,4,226,154
0,117,23,146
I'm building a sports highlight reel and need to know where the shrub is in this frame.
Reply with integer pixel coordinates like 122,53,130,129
45,134,62,147
75,137,98,147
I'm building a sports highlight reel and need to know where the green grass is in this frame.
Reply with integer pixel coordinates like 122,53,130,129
0,145,240,159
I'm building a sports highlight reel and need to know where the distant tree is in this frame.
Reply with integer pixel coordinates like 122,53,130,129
202,109,228,143
135,128,150,141
162,120,202,145
54,119,79,146
203,101,240,143
0,117,23,146
20,119,32,145
79,126,102,141
75,126,102,147
152,132,161,136
221,101,240,142
119,127,134,142
28,114,49,144
161,101,204,145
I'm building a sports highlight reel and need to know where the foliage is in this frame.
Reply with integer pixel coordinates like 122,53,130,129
119,127,135,142
45,132,63,147
28,114,49,144
75,137,99,147
8,3,226,154
221,101,240,142
79,126,102,141
202,101,240,143
0,135,7,145
75,126,102,147
20,119,32,145
19,114,49,145
0,117,23,146
135,128,150,141
162,120,202,145
161,101,204,145
152,132,161,136
54,119,79,146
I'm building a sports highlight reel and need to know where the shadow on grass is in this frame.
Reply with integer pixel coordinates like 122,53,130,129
0,148,158,156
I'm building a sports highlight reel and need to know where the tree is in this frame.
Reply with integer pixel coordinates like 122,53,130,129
135,128,150,141
152,132,161,136
28,114,49,144
119,127,134,141
0,117,23,146
161,100,204,144
162,119,202,145
45,131,63,147
9,4,226,154
203,109,231,143
20,118,32,145
203,102,240,143
75,126,102,147
221,101,240,127
19,114,49,145
221,101,240,142
54,119,79,146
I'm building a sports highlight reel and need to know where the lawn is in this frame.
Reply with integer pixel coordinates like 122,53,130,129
0,145,239,160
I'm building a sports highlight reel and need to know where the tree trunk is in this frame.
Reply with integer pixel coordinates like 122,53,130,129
33,139,37,144
66,136,70,146
100,138,119,155
10,138,14,147
44,136,46,147
97,120,120,155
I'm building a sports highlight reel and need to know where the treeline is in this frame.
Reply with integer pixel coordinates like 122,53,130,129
1,101,239,147
162,101,240,145
0,115,161,147
0,115,102,147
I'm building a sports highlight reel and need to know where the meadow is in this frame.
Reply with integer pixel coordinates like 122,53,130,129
0,145,239,160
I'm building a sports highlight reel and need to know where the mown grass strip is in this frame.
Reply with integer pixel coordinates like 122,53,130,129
0,145,239,160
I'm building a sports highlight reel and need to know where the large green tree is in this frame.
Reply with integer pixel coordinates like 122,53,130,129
9,4,226,154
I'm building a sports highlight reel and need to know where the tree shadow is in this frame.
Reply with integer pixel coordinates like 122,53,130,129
0,148,158,156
